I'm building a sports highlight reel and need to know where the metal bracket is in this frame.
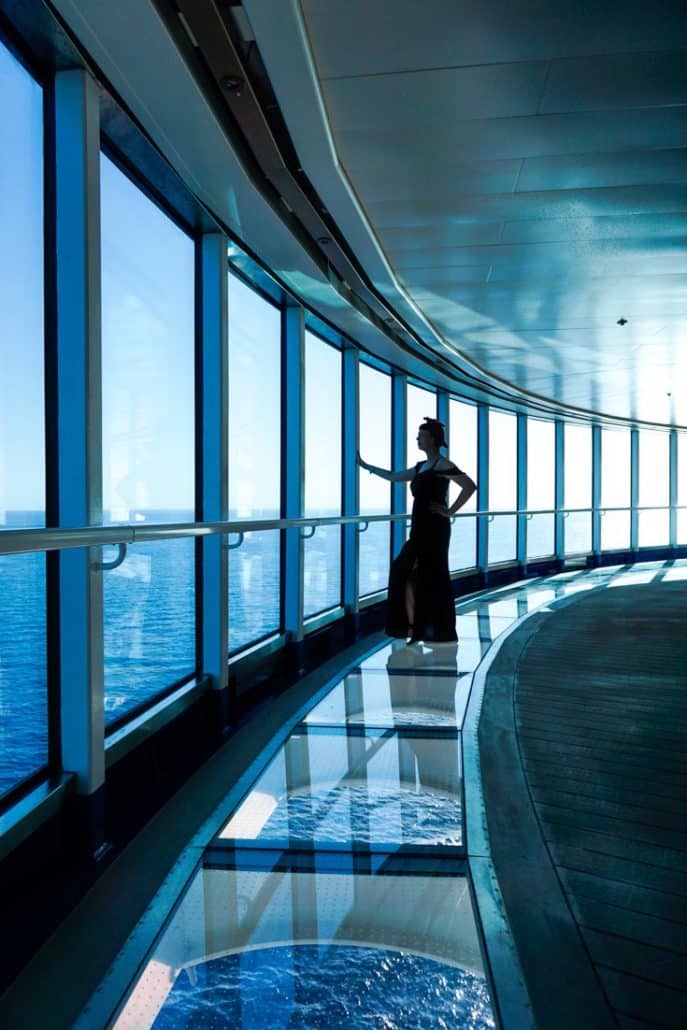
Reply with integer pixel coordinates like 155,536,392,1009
300,525,316,539
356,520,369,533
225,532,244,550
94,542,127,571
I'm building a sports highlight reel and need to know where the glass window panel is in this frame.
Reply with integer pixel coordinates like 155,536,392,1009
101,156,195,720
564,424,591,554
101,154,195,525
0,553,47,799
228,273,281,649
449,399,476,570
104,538,195,728
489,410,516,562
304,332,341,616
228,530,280,654
0,41,44,528
601,429,630,550
359,363,391,597
228,273,281,517
488,410,516,511
527,419,554,558
638,430,669,548
489,514,516,564
406,383,436,510
678,434,687,544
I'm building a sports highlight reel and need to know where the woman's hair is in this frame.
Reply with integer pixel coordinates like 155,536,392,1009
421,417,447,448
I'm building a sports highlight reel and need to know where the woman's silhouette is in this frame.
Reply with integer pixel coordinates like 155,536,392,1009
358,418,477,642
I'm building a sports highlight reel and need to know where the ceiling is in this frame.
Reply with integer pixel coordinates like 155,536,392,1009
244,0,687,426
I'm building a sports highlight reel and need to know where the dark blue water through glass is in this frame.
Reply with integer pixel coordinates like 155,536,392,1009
152,944,494,1029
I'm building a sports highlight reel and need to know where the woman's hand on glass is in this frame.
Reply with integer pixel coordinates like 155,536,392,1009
357,451,368,471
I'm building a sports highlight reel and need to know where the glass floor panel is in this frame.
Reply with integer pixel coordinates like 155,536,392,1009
114,866,494,1029
361,639,485,674
218,729,463,849
304,668,473,731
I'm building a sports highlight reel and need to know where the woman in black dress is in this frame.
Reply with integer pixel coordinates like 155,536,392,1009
358,418,477,642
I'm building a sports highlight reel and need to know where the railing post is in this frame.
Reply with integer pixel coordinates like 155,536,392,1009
54,68,105,855
283,302,305,645
477,404,489,574
391,372,407,560
517,413,527,567
342,344,359,632
669,429,678,549
630,427,639,551
592,424,602,557
199,233,229,723
555,420,565,560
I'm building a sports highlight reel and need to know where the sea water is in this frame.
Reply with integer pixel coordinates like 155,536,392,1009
152,945,495,1029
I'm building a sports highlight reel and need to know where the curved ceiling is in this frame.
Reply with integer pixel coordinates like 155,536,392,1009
244,0,687,427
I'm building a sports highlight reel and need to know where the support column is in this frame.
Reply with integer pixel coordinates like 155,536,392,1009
517,413,528,567
591,425,602,557
630,427,639,551
54,69,105,852
555,420,565,560
391,372,407,560
669,429,678,549
342,344,359,630
477,404,489,573
283,303,305,644
199,233,229,722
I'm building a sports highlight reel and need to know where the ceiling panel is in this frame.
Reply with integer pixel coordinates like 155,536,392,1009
541,52,687,114
334,107,687,167
501,212,687,245
322,63,550,134
301,0,687,78
517,148,687,192
365,184,687,229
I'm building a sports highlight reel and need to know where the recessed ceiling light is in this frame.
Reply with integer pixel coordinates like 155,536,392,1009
617,317,628,326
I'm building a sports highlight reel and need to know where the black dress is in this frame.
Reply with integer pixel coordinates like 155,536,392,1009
385,459,462,642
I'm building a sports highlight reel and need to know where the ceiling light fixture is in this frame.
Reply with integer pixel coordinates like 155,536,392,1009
617,317,628,326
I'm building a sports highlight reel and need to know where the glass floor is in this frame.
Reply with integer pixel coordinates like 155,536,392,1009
112,562,681,1027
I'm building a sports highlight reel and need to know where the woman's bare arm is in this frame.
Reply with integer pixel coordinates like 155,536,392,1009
430,469,478,518
357,452,415,482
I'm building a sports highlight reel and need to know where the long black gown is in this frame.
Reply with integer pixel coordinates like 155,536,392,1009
385,459,462,642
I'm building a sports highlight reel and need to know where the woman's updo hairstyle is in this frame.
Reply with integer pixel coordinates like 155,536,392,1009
421,417,448,449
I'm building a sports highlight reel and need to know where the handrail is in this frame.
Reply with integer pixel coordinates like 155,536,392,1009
0,505,684,557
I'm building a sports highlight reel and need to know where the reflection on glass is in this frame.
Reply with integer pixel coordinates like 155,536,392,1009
449,399,477,570
0,41,45,529
601,429,630,549
0,553,47,798
228,531,280,654
304,333,341,617
104,537,195,728
117,868,493,1029
564,424,591,555
489,514,516,563
101,154,195,525
527,419,554,558
220,728,462,848
406,382,436,510
638,430,669,547
305,666,471,731
359,363,391,596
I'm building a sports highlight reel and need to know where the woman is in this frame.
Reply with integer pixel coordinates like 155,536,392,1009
358,418,477,642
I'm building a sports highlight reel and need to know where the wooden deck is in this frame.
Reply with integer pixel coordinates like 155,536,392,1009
480,579,687,1029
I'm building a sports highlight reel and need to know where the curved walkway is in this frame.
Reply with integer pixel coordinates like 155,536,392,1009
480,568,687,1029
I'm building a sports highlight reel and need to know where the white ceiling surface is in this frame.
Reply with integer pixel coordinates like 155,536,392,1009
252,0,687,425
